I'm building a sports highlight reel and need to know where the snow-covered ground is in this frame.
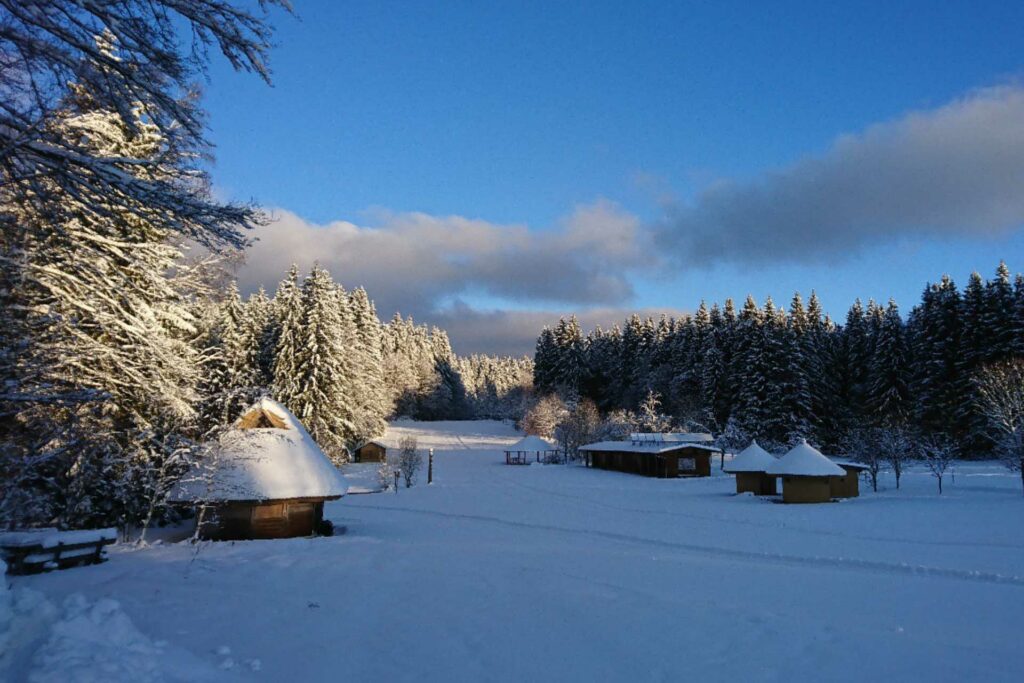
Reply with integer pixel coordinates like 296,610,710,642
4,419,1023,681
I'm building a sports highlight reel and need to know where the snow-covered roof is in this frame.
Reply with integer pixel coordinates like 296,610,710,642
579,440,717,454
766,440,845,477
505,435,558,452
170,398,349,503
724,441,777,473
831,459,871,472
357,439,391,450
628,432,713,444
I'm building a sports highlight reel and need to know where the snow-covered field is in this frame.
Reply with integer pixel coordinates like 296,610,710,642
3,419,1023,682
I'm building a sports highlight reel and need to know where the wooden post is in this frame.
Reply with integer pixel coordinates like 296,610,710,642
394,470,400,493
428,448,434,484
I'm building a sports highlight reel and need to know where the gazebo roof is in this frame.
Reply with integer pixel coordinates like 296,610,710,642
506,435,558,452
724,440,776,473
766,440,845,477
170,398,349,503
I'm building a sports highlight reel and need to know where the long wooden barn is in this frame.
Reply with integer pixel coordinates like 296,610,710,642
170,398,349,540
580,433,719,478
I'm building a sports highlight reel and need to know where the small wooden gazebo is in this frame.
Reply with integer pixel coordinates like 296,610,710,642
724,441,778,495
504,435,559,465
766,440,845,504
170,398,349,540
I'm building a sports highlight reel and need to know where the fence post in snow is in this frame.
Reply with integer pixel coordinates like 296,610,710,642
428,448,434,484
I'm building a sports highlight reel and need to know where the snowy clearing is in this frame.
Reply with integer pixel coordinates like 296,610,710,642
4,419,1023,682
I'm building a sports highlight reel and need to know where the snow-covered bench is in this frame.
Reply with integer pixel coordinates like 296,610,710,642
0,528,116,575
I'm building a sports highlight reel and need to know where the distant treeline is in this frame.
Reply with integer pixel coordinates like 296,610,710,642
532,263,1024,455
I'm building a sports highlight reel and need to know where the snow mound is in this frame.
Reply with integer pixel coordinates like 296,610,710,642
170,397,348,502
27,594,224,683
767,440,844,477
724,441,776,473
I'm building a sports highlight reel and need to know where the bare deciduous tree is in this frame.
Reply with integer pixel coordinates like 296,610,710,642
878,427,913,490
975,359,1024,495
840,428,884,492
918,436,955,495
521,394,567,440
398,436,422,488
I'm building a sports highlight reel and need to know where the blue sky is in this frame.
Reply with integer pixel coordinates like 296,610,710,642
207,1,1024,354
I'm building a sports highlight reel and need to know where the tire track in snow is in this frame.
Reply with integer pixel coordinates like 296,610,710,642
494,468,1024,551
356,502,1024,588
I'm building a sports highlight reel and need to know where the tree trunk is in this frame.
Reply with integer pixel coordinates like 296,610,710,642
937,475,943,495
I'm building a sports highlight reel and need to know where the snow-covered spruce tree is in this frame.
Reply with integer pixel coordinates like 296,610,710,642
1,79,231,529
867,299,910,429
270,265,304,405
909,276,966,446
246,287,275,389
283,266,356,465
347,287,389,440
195,283,263,433
1,2,284,529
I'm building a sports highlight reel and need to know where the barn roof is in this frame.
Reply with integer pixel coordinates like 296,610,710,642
766,440,845,477
506,435,558,452
579,440,718,454
723,441,777,473
169,398,349,503
628,432,714,443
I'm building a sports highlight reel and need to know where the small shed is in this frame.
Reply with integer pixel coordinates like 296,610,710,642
170,398,349,540
724,441,778,495
353,439,388,463
829,460,870,498
766,440,845,504
504,435,559,465
580,433,718,478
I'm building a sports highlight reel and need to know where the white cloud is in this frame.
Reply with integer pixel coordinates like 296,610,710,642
656,85,1024,263
237,199,650,318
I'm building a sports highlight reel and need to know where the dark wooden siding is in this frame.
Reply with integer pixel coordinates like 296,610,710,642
355,442,386,463
735,471,777,495
588,446,713,478
198,499,327,540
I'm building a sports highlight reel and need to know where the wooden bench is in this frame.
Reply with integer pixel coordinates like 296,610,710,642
1,528,116,575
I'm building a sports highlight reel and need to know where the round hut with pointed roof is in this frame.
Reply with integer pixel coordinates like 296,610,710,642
724,441,778,495
504,435,559,465
766,439,845,504
170,398,349,540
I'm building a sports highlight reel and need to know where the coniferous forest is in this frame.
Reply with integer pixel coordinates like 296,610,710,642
533,263,1024,457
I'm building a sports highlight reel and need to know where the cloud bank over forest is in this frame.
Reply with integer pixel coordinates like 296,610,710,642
237,86,1024,355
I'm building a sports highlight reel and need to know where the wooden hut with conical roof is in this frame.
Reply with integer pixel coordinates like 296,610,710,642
766,440,845,504
170,398,349,540
724,441,777,495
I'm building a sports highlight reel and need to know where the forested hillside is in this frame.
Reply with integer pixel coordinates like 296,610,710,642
533,263,1024,455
